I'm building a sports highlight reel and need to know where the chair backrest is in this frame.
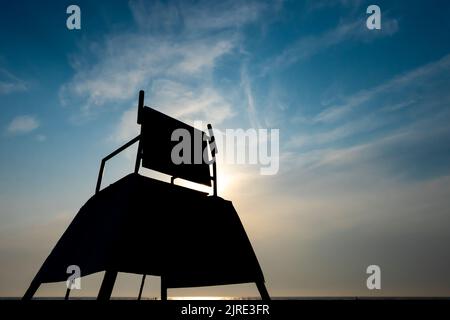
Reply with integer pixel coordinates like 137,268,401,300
136,91,214,187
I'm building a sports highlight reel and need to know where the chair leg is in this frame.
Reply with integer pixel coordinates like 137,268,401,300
22,277,41,300
161,276,167,300
138,274,146,300
64,288,71,300
256,281,270,301
97,270,118,300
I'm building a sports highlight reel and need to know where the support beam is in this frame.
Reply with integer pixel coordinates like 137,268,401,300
135,90,144,173
256,281,271,301
207,124,218,196
137,274,146,300
64,287,71,300
22,278,41,300
161,276,167,300
137,90,144,124
134,135,142,174
97,270,118,301
96,135,141,193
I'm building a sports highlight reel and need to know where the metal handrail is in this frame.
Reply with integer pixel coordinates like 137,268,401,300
95,134,141,194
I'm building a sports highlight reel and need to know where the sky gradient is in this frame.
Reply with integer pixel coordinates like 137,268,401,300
1,0,450,298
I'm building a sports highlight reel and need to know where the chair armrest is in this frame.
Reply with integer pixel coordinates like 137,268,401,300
95,134,141,194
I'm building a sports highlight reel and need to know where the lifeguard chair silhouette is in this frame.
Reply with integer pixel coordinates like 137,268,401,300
23,91,270,300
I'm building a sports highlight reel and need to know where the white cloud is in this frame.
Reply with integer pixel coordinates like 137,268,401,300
149,80,234,124
283,52,450,159
171,40,234,74
60,1,274,142
181,1,266,31
114,107,139,143
291,120,449,175
0,68,27,95
129,0,267,33
114,81,234,144
6,115,39,135
60,0,271,118
60,28,237,121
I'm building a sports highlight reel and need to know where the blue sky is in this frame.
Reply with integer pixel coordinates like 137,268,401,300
1,0,450,297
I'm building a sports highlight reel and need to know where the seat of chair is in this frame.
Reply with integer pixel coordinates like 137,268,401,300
35,173,265,289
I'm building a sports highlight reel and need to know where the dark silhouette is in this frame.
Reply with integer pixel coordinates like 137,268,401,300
23,90,270,300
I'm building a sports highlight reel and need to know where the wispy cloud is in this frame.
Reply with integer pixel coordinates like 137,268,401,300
263,17,398,74
59,0,271,129
114,107,140,143
306,0,363,12
129,0,268,33
240,64,261,128
114,81,234,143
6,115,39,135
0,68,27,95
60,35,235,115
150,80,234,124
286,53,450,181
291,116,450,178
314,53,450,123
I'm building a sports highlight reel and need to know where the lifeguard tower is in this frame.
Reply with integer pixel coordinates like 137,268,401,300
23,90,270,300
